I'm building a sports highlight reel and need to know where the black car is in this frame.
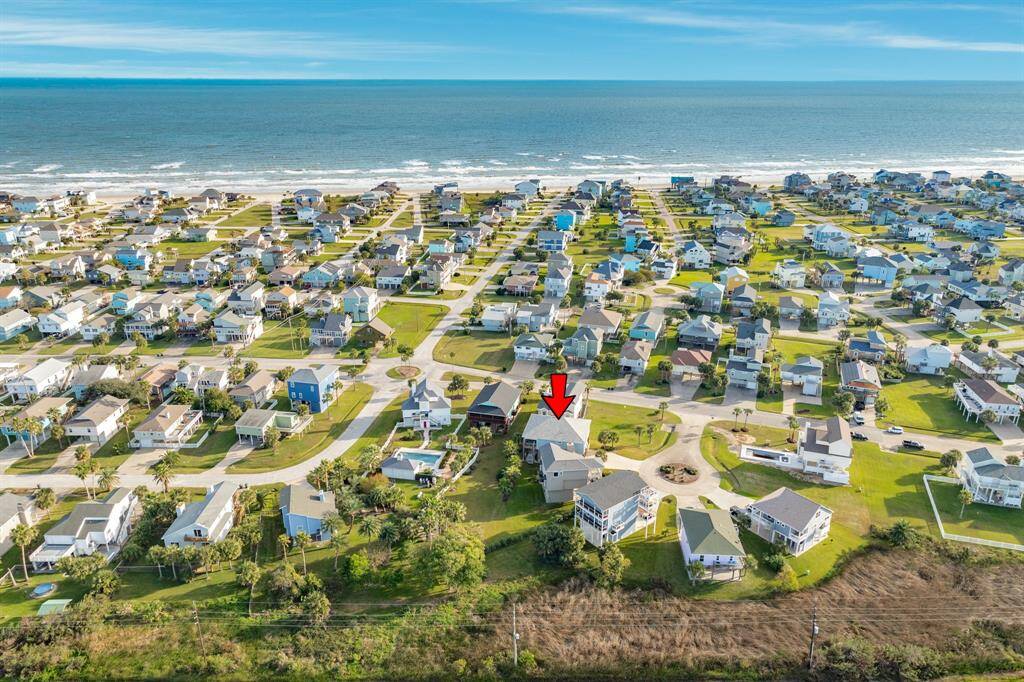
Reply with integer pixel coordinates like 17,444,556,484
901,439,925,450
851,432,868,441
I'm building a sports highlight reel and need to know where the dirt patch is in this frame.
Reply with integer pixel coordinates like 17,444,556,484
390,365,421,379
515,545,1024,671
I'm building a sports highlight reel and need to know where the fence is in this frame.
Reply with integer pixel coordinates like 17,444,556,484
921,474,1024,553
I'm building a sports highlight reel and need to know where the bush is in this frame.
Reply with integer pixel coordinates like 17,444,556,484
763,552,786,573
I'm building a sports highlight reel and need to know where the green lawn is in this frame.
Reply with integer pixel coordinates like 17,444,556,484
0,327,42,354
771,335,840,418
240,321,310,359
159,239,222,260
376,302,447,358
433,330,515,373
587,400,680,460
928,479,1024,545
339,395,404,466
91,407,150,470
880,375,999,442
175,422,240,472
227,383,373,472
36,334,86,355
218,203,272,227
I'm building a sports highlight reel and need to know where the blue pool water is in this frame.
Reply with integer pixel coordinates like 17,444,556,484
400,450,443,467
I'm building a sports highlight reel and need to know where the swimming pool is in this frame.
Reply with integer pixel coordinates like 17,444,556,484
395,449,444,468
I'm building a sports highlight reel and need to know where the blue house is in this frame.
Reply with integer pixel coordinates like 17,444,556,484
553,210,577,231
111,289,144,316
858,255,898,287
610,253,642,272
301,261,343,288
537,230,570,253
771,210,796,227
279,482,336,540
287,364,340,414
573,471,658,547
115,248,152,271
743,198,772,216
629,310,664,342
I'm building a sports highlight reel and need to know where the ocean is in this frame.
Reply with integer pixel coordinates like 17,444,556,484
0,79,1021,193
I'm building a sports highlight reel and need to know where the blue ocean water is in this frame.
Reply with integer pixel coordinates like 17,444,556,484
0,79,1021,192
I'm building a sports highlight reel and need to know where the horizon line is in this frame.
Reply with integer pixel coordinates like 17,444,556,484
1,76,1022,84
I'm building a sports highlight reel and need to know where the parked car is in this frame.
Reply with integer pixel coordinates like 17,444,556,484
887,425,904,434
852,432,868,441
902,439,925,450
851,412,865,426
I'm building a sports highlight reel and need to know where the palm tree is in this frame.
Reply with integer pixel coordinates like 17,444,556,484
732,407,743,430
377,521,400,550
958,486,973,518
33,487,55,511
151,460,173,493
328,531,348,570
10,523,37,582
73,460,94,499
634,424,644,443
658,401,669,422
74,445,91,462
293,531,312,574
787,416,800,443
358,514,381,542
236,560,261,617
98,467,119,492
742,408,753,430
278,533,291,560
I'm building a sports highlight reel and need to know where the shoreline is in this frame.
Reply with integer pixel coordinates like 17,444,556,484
8,165,1022,204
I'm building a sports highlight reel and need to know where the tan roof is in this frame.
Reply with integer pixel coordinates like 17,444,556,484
136,404,194,433
16,397,72,420
68,395,129,427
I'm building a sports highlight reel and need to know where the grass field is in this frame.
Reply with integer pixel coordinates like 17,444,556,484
928,479,1024,545
218,203,272,227
880,375,999,442
227,383,373,472
587,400,680,459
376,302,447,358
240,321,310,359
433,330,515,373
175,422,241,473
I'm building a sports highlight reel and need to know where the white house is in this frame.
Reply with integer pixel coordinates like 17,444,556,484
957,447,1023,509
0,492,37,555
38,301,87,337
677,507,746,581
64,395,130,443
5,358,72,402
400,379,452,431
954,379,1021,424
772,259,806,288
740,416,852,484
817,291,850,327
161,482,239,547
574,471,659,548
131,404,204,448
905,344,954,375
747,487,832,556
29,488,138,571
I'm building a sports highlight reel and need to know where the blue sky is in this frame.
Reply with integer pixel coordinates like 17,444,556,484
2,0,1022,80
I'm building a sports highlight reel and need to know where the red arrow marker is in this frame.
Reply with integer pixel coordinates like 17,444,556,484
542,373,576,420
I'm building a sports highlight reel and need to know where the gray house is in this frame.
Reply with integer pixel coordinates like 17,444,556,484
564,326,603,366
574,471,659,548
676,315,722,350
521,414,591,464
538,443,604,503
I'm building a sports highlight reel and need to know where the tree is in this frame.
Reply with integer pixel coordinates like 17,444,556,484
787,416,800,443
940,449,962,472
1007,455,1021,466
236,560,261,616
874,395,890,417
10,523,37,582
301,590,331,627
532,521,586,568
658,401,669,422
278,533,292,560
447,374,469,397
73,460,96,499
98,467,119,492
596,544,630,589
732,407,743,430
657,359,672,383
979,409,997,424
336,491,363,533
264,426,282,451
634,424,643,443
15,333,29,350
358,514,382,542
597,429,619,450
419,524,486,590
958,486,973,518
883,519,920,548
33,487,55,511
293,531,312,574
151,460,173,493
74,444,91,463
329,531,348,570
831,390,855,417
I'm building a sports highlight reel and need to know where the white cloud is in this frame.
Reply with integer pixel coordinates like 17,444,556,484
0,15,455,61
0,60,351,80
548,3,1023,53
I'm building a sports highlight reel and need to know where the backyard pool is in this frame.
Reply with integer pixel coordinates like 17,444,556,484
394,449,445,468
30,583,56,599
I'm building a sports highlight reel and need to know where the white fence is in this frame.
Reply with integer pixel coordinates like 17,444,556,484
921,475,1024,553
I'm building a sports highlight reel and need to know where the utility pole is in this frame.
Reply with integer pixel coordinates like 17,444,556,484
512,603,519,668
807,599,819,671
192,600,208,661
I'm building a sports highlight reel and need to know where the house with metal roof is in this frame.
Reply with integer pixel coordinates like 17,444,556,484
521,413,591,464
747,487,832,555
677,508,746,581
280,482,337,540
574,471,659,548
162,482,240,547
537,443,603,503
401,379,452,430
957,448,1023,508
467,381,521,433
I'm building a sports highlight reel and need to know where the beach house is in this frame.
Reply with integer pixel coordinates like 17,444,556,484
280,482,337,540
162,482,239,547
574,471,659,548
957,448,1023,509
287,365,339,414
677,508,747,581
747,487,832,556
29,489,138,571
